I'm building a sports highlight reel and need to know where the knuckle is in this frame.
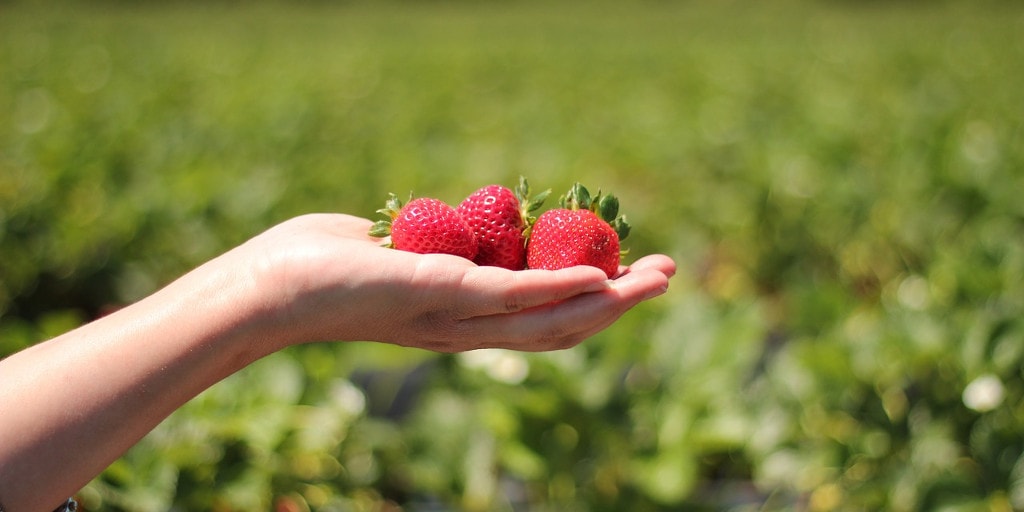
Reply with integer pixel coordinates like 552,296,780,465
504,293,526,314
534,325,585,351
411,312,477,353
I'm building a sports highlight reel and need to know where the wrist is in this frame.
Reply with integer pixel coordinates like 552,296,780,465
178,246,295,365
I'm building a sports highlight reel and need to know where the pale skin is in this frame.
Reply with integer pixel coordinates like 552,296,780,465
0,213,676,512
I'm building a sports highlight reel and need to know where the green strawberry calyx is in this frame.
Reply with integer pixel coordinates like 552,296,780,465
368,192,410,247
516,176,552,240
560,182,631,242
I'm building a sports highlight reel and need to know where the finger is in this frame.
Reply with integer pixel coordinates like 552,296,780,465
456,265,611,317
459,265,673,351
616,253,678,279
627,254,677,277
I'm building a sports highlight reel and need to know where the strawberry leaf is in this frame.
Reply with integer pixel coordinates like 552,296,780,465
610,215,631,241
516,176,551,232
368,219,393,238
368,192,408,246
597,194,619,223
563,182,593,210
556,181,631,243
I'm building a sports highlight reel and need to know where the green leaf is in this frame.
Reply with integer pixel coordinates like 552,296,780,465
384,193,404,215
516,176,551,220
611,215,631,241
368,220,393,238
597,194,619,222
563,182,592,210
525,189,551,214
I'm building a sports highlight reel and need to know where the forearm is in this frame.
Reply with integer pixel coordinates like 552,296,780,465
0,250,282,512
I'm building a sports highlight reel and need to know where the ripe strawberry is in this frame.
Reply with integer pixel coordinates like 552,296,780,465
457,177,550,270
526,183,631,278
369,194,478,260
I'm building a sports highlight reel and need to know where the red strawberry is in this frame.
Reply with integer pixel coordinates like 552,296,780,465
457,177,550,270
369,194,478,260
526,183,631,278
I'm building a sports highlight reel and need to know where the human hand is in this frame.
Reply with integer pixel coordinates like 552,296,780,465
240,214,675,353
0,212,673,510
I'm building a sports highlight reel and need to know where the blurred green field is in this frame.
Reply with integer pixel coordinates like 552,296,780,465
3,1,1024,510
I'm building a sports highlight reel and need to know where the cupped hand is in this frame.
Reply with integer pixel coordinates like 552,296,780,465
243,214,675,352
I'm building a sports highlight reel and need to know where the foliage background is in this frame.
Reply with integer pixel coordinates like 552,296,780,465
2,0,1024,510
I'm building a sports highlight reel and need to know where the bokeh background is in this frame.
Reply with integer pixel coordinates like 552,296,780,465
3,0,1024,510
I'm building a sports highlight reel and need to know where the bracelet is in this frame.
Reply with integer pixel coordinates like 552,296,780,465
0,497,77,512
